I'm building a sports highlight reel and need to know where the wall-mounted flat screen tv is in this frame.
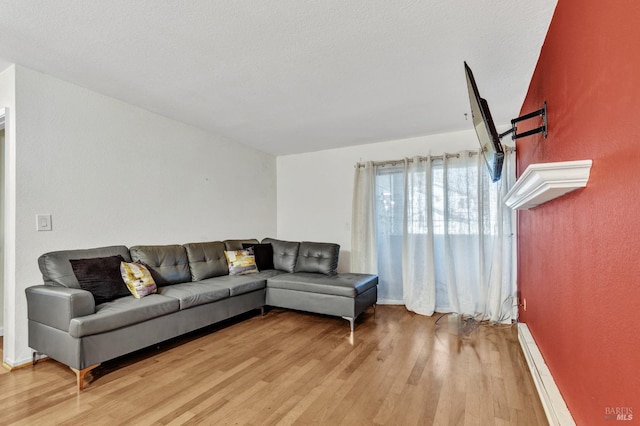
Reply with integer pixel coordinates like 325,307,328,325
464,62,504,182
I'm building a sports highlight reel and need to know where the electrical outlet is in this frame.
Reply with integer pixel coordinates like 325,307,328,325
518,297,528,312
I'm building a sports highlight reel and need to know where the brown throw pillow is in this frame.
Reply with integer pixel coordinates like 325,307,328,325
242,243,274,271
70,255,130,304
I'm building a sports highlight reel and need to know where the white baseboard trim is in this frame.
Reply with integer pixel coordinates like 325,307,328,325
0,327,4,336
376,298,404,305
518,323,575,426
3,352,48,371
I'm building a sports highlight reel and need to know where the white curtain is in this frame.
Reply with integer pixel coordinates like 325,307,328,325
351,150,516,322
351,161,378,274
402,157,437,315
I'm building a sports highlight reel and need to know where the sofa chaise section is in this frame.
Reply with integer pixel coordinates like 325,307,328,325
262,238,378,331
266,272,378,331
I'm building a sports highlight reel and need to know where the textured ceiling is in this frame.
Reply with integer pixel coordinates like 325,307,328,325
0,0,557,155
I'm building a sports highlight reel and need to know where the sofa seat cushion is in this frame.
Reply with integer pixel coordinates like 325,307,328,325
69,294,179,338
266,273,378,298
158,282,230,310
202,270,284,296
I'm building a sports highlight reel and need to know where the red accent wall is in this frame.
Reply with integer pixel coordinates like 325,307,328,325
518,0,640,423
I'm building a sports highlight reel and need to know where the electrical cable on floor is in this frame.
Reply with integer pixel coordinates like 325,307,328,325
434,313,449,326
434,312,480,338
434,301,517,338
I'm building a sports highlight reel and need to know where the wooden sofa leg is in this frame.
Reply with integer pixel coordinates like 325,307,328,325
70,364,99,392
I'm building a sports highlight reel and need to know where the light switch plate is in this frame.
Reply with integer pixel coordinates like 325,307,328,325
36,214,52,231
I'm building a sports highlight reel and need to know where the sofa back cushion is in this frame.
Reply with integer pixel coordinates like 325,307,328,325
262,238,300,273
38,245,132,288
130,245,191,286
183,241,229,281
223,239,259,251
294,242,340,276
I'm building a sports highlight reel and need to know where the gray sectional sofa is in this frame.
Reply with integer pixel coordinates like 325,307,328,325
25,238,378,391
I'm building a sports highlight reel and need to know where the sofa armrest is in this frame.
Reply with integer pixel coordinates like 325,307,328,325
26,285,95,332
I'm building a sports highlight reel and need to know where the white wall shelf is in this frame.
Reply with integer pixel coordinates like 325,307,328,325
505,160,592,210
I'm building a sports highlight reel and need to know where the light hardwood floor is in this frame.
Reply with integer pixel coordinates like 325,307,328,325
0,306,547,425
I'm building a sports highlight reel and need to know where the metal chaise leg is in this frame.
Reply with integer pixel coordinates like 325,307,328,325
342,316,355,332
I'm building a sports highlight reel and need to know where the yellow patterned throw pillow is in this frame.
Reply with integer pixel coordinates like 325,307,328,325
224,248,258,276
120,262,157,298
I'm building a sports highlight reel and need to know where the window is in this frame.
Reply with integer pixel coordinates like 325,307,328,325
358,152,515,320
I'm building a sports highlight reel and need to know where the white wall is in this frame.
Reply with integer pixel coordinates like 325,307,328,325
0,65,16,343
276,130,480,272
0,127,4,334
4,65,277,366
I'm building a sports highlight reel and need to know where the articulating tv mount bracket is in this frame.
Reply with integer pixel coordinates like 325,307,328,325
499,101,547,140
